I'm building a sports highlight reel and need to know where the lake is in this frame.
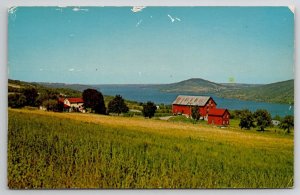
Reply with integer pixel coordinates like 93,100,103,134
96,85,294,117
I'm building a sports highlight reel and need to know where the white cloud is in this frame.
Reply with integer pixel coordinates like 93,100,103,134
136,19,143,27
288,6,295,14
131,6,146,13
72,7,88,12
68,68,82,72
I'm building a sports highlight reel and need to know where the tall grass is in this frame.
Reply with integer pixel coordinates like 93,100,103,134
8,110,293,189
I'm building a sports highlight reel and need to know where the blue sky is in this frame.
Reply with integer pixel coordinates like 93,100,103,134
8,7,294,84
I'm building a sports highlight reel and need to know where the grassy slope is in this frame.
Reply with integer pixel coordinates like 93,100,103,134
8,109,293,189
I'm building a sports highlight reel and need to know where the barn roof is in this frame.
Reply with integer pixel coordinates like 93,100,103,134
66,97,84,103
208,108,229,116
172,95,213,106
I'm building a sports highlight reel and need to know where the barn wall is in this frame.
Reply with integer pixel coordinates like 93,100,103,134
207,112,230,126
208,115,223,125
172,105,193,115
200,99,217,117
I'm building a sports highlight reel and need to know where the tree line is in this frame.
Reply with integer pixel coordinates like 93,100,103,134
8,87,158,118
237,109,293,133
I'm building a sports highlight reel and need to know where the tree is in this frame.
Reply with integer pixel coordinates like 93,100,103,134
36,89,59,106
254,109,272,131
23,87,38,106
107,95,129,115
191,106,200,121
8,94,26,108
82,89,106,114
273,115,282,122
239,109,255,130
142,101,157,118
42,99,60,111
279,115,294,133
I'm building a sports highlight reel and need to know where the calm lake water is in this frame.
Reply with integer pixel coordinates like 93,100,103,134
97,85,294,117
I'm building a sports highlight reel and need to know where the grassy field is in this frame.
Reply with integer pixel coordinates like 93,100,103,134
8,109,293,189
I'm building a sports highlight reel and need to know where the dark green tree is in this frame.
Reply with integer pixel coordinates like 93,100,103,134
23,87,38,106
107,95,129,115
254,109,272,131
36,89,59,106
8,94,26,108
279,115,294,133
142,101,157,118
82,89,106,114
42,99,60,111
239,109,255,130
191,106,200,121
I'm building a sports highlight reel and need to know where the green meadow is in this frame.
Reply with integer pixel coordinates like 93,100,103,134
8,109,293,189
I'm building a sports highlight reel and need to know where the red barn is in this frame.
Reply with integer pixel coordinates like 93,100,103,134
172,95,217,120
207,108,230,126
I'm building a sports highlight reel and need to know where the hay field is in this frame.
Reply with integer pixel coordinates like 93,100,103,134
8,109,293,188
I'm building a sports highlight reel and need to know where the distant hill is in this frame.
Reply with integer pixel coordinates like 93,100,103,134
157,78,294,104
34,82,94,92
8,79,82,97
157,78,226,93
157,78,262,93
218,79,294,104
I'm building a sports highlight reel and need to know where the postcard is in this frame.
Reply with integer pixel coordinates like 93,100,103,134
8,6,294,189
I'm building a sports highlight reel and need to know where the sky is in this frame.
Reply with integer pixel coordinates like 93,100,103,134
8,6,294,84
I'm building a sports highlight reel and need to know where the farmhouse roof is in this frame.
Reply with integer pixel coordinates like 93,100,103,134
66,97,84,103
208,108,229,116
172,95,213,106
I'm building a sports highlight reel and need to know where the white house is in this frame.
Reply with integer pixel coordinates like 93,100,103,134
59,97,85,113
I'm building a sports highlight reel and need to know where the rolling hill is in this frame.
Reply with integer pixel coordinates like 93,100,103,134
157,78,227,93
218,79,294,104
157,78,294,104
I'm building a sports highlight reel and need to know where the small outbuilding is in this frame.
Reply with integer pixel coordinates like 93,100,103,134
207,108,230,126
